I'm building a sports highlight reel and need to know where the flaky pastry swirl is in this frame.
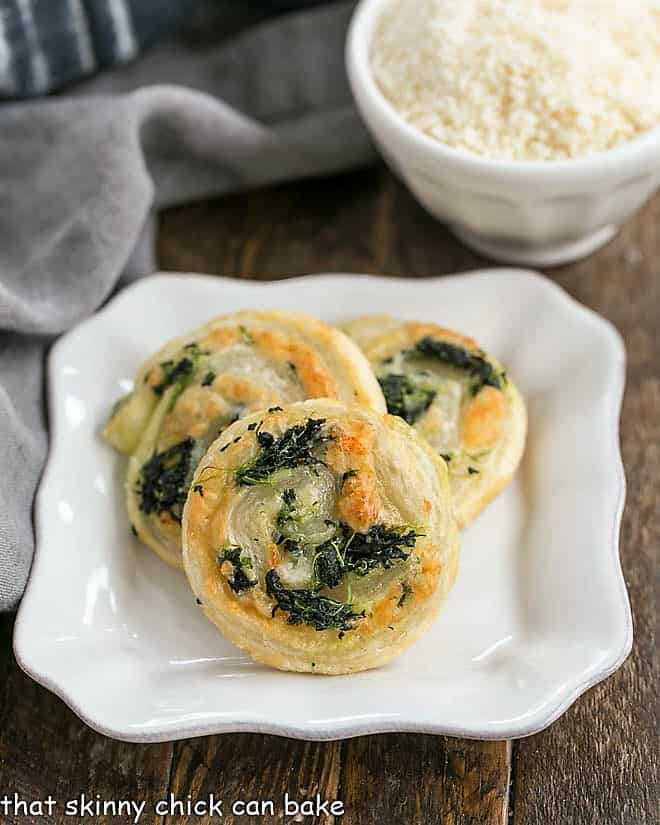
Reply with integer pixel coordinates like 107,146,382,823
341,315,526,527
103,311,386,568
182,399,459,674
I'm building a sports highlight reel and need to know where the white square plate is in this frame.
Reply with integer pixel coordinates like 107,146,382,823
14,270,632,742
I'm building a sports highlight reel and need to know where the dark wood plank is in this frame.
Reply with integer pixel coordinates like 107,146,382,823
0,614,173,825
340,736,511,825
163,735,342,825
511,196,660,825
157,167,486,280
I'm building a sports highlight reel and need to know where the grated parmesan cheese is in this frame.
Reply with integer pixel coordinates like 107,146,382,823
370,0,660,161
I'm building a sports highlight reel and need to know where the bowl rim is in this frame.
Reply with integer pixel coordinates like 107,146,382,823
346,0,660,179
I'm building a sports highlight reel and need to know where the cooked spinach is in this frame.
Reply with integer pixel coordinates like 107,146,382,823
201,370,216,387
378,373,437,424
312,534,346,589
344,523,417,577
265,570,364,632
313,523,418,588
151,342,206,399
274,488,302,554
411,337,505,395
219,546,257,593
236,418,332,486
136,437,196,520
276,488,297,529
274,487,418,588
152,356,194,395
276,487,296,515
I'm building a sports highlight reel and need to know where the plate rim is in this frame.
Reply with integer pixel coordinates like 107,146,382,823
13,268,632,743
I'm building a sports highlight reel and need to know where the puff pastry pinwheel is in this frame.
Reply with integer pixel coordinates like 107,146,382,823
182,399,459,674
103,311,386,569
341,316,526,528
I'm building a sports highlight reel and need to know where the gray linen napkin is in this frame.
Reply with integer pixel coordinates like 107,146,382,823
0,2,375,611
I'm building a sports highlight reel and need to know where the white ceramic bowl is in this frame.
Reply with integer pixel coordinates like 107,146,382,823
346,0,660,267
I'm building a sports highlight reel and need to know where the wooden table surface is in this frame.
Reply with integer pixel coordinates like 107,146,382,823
1,166,657,825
